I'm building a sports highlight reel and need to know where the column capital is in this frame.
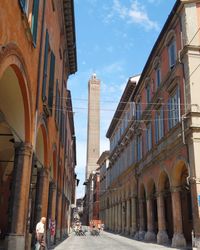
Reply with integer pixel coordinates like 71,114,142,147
171,186,182,193
131,194,137,199
14,142,33,156
157,191,166,198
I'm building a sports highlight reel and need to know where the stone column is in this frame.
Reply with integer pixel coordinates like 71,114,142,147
137,199,145,240
115,204,118,232
51,183,57,222
7,142,33,250
118,202,121,233
131,196,137,236
111,205,113,231
157,192,169,244
109,207,112,230
122,201,126,234
56,192,62,240
126,199,130,235
171,187,186,248
145,197,156,242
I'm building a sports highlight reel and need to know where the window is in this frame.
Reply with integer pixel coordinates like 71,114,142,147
168,40,176,69
136,100,142,120
131,139,135,164
168,87,180,129
137,135,142,161
155,107,164,143
55,80,60,126
146,123,152,151
31,0,39,45
42,30,49,101
146,84,151,104
48,52,55,112
19,0,29,14
155,66,161,88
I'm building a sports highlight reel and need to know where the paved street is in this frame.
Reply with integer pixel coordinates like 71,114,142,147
52,231,183,250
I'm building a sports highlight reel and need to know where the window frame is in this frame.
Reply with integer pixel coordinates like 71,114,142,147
146,122,152,152
168,86,180,129
137,134,142,161
168,39,177,69
155,107,164,144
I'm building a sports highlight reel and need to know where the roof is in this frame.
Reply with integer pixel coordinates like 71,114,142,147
106,76,138,138
63,0,77,74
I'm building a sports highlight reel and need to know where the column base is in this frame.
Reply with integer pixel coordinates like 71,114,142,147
144,231,156,242
130,228,136,237
125,228,130,235
7,234,25,250
135,230,145,241
157,230,169,245
172,233,186,248
193,236,200,249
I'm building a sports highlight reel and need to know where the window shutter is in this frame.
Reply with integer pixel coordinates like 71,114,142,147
155,113,158,143
48,52,55,112
19,0,26,12
168,99,172,130
31,0,39,45
160,107,164,138
149,123,152,149
176,87,180,123
55,80,59,124
42,30,49,102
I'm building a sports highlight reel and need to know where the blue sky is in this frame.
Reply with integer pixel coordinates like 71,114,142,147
68,0,175,198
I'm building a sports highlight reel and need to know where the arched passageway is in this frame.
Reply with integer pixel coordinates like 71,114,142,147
0,64,32,249
171,160,192,248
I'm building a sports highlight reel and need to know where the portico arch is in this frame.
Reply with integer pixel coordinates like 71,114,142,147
171,160,192,245
0,53,32,248
157,171,173,242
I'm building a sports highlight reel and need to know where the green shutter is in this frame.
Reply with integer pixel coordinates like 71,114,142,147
31,0,39,45
19,0,26,12
48,52,55,112
55,80,59,123
42,30,49,102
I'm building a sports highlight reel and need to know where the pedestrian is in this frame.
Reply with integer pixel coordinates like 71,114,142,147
35,217,46,250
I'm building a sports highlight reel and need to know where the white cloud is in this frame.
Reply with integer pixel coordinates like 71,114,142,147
106,0,159,31
147,0,161,5
102,61,124,74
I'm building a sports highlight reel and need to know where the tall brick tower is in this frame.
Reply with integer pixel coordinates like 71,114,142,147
86,74,100,180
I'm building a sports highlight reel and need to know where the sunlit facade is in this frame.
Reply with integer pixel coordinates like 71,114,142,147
103,1,200,248
0,0,77,249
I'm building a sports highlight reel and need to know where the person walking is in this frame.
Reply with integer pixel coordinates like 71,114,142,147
35,217,46,250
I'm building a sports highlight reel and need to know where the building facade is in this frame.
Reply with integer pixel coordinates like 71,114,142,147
98,151,110,226
103,0,200,248
0,0,77,249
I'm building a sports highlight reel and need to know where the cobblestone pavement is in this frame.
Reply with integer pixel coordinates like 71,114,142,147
52,231,184,250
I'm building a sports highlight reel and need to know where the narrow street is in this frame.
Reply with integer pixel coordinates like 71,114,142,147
52,231,182,250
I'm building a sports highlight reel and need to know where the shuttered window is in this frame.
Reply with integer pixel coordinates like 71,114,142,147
55,80,59,126
155,107,164,143
48,52,55,112
168,87,180,129
31,0,39,45
42,30,49,102
19,0,26,12
146,122,152,151
137,135,142,161
168,40,176,69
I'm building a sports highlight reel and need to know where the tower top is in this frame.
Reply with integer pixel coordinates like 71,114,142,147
91,73,97,80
